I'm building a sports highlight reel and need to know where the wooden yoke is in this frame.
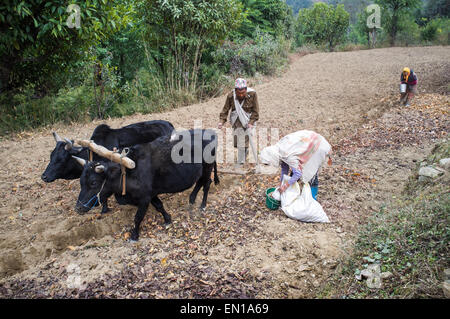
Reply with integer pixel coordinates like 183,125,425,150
75,139,136,169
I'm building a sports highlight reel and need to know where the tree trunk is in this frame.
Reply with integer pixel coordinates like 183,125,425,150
190,38,202,92
0,65,11,93
93,62,104,118
390,12,398,46
370,28,377,48
119,53,125,79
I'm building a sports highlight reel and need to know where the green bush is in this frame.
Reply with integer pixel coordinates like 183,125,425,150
0,83,94,135
0,60,127,135
420,18,450,45
396,15,421,46
347,24,367,45
212,31,290,77
197,63,231,99
296,2,350,51
421,19,440,41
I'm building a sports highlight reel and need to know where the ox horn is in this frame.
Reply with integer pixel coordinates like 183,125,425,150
52,132,63,143
95,165,105,174
64,138,73,150
72,156,87,167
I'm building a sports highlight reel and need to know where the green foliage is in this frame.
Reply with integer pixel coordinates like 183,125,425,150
420,18,450,44
0,0,132,92
0,83,92,135
212,31,290,77
296,2,350,50
137,0,243,93
395,14,421,46
375,0,422,45
235,0,293,39
103,25,147,84
421,20,440,41
0,0,296,135
347,24,367,45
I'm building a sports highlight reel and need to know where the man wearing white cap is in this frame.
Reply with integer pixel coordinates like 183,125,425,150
219,78,260,168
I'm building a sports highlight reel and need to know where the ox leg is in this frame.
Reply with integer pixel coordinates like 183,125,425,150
200,179,212,210
130,202,149,241
200,164,214,210
100,191,113,214
151,196,172,225
100,199,110,214
189,179,203,205
189,165,214,206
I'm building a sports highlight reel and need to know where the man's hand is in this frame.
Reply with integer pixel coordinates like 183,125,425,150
218,122,223,129
247,123,253,129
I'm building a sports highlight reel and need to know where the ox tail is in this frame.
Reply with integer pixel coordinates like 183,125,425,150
213,161,220,185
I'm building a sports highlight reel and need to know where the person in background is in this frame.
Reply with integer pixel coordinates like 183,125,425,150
400,67,418,107
219,78,260,169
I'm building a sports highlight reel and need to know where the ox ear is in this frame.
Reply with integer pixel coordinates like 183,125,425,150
94,165,105,174
52,132,63,143
72,156,86,167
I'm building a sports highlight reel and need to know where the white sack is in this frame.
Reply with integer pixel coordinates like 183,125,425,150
280,175,330,223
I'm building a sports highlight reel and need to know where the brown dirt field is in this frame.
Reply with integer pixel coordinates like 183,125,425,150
0,46,449,298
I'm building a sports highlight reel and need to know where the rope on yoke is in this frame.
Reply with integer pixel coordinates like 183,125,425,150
119,148,130,195
111,147,118,162
89,140,94,162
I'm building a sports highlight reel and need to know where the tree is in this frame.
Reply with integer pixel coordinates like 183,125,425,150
296,2,350,51
0,0,131,93
138,0,243,93
375,0,421,46
236,0,291,38
356,10,372,46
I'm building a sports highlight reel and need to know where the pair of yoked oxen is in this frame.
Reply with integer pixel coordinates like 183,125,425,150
42,120,219,241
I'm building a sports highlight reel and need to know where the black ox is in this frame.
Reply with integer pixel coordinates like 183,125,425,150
74,129,219,241
41,120,174,182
